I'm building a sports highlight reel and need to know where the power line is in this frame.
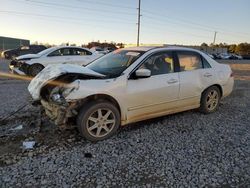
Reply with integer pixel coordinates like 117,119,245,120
22,0,137,16
75,0,135,10
142,25,244,44
143,15,214,33
6,0,249,44
143,14,249,41
0,10,135,24
141,24,212,40
142,9,250,38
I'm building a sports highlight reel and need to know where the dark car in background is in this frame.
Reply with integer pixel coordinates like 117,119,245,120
2,45,47,59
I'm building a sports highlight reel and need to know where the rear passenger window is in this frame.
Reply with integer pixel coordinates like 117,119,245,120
202,56,212,68
73,48,92,56
177,51,203,71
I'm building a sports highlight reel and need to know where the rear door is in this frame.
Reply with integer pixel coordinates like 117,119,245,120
126,51,180,121
176,50,213,107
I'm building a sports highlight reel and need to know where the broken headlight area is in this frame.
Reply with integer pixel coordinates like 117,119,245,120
39,73,98,126
40,74,82,104
41,85,79,126
49,81,79,105
9,60,30,74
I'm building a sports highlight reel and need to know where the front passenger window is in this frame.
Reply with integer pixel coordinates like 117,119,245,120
139,52,174,76
49,49,61,56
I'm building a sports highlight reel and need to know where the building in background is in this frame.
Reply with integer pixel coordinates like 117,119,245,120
0,36,30,52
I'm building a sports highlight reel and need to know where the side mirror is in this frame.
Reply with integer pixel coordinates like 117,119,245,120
135,69,151,78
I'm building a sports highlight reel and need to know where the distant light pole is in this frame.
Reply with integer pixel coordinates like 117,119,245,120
213,31,217,45
136,0,141,46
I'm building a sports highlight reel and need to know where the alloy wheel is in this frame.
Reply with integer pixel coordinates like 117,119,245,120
86,108,116,138
206,90,219,111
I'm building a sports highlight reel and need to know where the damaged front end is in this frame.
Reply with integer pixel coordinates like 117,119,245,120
9,59,30,75
28,64,105,127
40,98,78,127
39,74,83,127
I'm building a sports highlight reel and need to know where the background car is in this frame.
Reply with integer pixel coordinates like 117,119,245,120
229,54,243,60
90,46,108,55
28,46,234,141
104,47,116,53
9,46,102,76
2,45,47,60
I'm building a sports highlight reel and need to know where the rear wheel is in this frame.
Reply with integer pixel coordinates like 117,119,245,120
77,101,120,142
199,86,221,114
28,64,44,77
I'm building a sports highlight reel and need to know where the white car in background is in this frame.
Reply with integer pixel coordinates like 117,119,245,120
9,46,102,76
90,46,107,55
219,53,231,59
28,46,234,141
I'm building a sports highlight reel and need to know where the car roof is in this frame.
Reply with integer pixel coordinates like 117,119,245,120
55,46,86,49
47,46,90,51
123,46,203,53
124,46,159,51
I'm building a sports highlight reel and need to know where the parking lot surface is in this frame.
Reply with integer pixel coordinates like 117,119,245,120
0,58,249,187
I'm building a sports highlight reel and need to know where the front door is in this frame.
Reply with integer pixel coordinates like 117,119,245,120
126,51,180,122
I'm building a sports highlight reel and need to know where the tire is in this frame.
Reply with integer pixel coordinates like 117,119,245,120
199,86,221,114
77,101,120,142
28,64,44,77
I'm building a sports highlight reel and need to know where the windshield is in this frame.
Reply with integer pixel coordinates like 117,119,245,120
38,47,55,56
87,49,144,78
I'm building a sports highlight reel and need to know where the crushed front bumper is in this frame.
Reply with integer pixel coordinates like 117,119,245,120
41,99,78,126
9,60,29,75
9,66,26,75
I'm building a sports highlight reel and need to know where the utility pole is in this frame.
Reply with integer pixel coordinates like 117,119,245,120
136,0,141,46
213,31,217,45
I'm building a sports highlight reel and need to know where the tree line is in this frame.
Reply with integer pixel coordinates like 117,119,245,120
201,42,250,55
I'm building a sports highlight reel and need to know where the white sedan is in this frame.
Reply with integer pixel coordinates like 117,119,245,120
28,46,234,141
9,46,102,76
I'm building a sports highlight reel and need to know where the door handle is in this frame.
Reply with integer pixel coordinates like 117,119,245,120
167,79,178,84
204,73,212,77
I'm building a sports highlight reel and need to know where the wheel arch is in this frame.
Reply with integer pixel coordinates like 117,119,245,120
28,63,45,76
28,62,44,67
76,93,122,117
202,84,223,98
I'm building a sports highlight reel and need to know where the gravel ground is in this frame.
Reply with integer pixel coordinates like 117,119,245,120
0,59,249,187
0,59,29,118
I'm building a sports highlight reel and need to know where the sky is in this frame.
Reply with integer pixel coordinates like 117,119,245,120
0,0,250,45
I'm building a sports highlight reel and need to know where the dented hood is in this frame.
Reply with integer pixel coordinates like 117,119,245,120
16,54,41,60
28,64,104,100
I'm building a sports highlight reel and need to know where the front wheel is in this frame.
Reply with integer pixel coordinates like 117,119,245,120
199,86,221,114
77,101,120,142
28,64,44,77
